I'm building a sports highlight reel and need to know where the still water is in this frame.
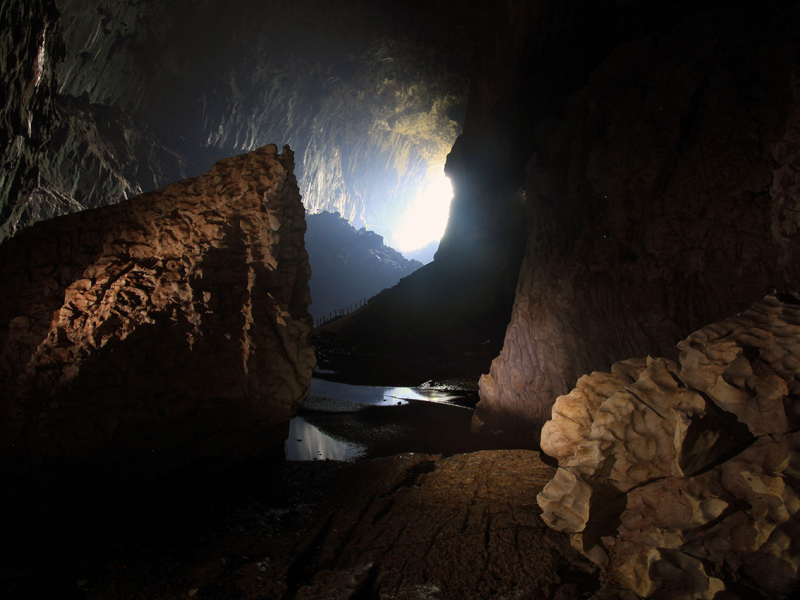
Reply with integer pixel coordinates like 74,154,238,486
284,416,364,461
308,377,477,407
284,378,478,461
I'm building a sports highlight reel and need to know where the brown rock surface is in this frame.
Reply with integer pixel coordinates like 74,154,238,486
293,450,634,600
8,451,639,599
477,4,800,439
537,294,800,599
0,144,315,476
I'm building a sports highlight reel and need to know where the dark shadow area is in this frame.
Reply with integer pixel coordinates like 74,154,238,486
305,211,422,323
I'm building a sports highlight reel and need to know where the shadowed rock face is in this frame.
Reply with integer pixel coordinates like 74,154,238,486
477,3,800,439
0,144,315,476
305,211,422,323
538,294,800,599
0,0,64,239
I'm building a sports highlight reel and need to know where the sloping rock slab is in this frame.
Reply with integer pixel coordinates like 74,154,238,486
0,144,315,477
293,450,636,600
538,294,800,599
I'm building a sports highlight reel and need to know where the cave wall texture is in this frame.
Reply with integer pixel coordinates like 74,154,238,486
1,0,476,246
4,0,800,444
537,294,800,599
473,0,800,439
0,145,314,476
0,0,63,238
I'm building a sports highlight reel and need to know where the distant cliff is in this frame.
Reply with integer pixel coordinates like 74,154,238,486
306,211,421,322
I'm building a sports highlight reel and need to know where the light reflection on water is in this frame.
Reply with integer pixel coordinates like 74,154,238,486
285,378,476,462
309,378,469,406
284,416,364,461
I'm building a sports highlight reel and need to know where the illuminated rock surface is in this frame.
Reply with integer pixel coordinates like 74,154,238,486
292,451,636,600
538,294,800,599
0,144,314,475
477,3,800,438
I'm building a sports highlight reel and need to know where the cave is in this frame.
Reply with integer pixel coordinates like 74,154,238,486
1,1,799,598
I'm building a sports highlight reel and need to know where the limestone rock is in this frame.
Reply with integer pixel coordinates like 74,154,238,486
294,450,636,600
52,0,470,243
476,4,800,440
537,294,800,599
0,144,315,476
0,0,64,240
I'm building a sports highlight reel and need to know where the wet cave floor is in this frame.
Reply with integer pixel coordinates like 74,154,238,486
2,382,632,600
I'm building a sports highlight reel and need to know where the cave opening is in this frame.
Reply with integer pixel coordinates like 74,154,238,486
2,0,799,598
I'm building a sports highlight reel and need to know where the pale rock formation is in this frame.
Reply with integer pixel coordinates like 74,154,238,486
537,294,800,599
0,144,315,475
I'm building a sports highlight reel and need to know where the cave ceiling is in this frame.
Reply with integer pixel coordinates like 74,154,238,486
53,0,477,246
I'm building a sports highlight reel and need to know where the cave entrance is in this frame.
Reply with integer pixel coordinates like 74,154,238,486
394,167,454,256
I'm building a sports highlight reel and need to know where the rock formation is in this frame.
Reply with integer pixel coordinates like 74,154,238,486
0,0,64,239
477,2,800,439
0,144,315,476
537,294,800,599
292,451,636,600
0,0,476,244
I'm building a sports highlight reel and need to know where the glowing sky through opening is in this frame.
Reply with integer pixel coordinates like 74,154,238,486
395,169,453,252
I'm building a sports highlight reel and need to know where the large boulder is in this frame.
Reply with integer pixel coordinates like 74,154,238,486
0,144,315,476
537,294,800,599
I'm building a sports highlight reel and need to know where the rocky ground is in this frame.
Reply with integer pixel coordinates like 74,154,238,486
2,449,634,600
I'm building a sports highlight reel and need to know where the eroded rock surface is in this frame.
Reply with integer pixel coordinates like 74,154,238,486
0,0,64,240
0,144,314,476
477,3,800,439
538,294,800,599
6,451,639,599
293,450,634,600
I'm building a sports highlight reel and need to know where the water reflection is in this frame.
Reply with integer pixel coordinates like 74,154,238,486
309,378,476,407
285,416,364,461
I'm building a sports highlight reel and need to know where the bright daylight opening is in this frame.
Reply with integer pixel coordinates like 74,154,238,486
395,168,454,252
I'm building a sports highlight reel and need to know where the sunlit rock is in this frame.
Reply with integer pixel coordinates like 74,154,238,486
0,144,315,476
537,294,800,599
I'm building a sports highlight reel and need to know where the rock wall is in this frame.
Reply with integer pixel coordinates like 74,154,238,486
11,95,202,239
477,2,800,438
0,0,64,239
47,0,473,245
537,294,800,598
0,144,315,476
